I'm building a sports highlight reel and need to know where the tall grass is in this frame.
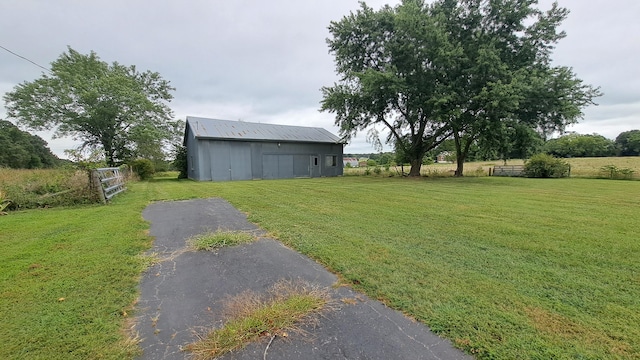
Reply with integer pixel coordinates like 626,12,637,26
0,168,97,209
565,156,640,178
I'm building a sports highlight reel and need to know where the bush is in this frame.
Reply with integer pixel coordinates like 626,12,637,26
130,159,155,180
153,160,170,173
524,154,570,178
600,164,635,180
171,145,188,179
373,166,382,175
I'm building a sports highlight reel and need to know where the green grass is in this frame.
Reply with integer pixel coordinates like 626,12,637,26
0,192,152,359
2,175,639,359
184,280,329,359
136,176,640,359
188,230,256,251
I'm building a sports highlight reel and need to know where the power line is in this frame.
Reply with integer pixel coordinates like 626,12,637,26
0,45,51,73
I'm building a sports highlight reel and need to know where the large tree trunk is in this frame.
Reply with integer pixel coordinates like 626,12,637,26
453,131,471,177
408,159,422,176
455,153,465,177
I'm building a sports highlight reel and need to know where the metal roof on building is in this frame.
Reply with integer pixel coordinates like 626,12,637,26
186,116,344,144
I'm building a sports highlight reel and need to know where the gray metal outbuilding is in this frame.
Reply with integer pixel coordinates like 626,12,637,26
183,117,345,181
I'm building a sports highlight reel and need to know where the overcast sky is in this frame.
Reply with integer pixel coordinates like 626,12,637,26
1,0,638,158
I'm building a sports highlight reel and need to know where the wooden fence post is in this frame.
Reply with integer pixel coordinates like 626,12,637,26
90,169,107,204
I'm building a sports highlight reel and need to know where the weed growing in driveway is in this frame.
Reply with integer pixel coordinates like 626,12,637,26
188,230,256,251
184,280,331,359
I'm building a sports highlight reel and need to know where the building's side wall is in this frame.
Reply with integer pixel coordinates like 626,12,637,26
185,126,202,180
192,139,343,181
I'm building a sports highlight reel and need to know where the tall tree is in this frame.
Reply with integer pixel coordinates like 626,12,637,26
4,47,177,166
434,0,601,175
615,129,640,156
321,1,454,176
321,0,600,176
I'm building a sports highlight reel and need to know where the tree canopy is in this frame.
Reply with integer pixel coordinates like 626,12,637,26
0,120,59,169
544,133,616,158
3,47,179,166
321,0,600,176
615,130,640,156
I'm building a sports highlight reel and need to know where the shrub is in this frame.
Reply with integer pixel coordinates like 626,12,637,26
153,160,170,173
171,145,188,179
601,164,619,179
620,168,636,179
373,166,382,175
524,154,570,178
130,159,155,180
600,164,635,180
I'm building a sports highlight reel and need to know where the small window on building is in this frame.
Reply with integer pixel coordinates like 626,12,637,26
326,155,337,167
190,156,194,171
314,157,318,166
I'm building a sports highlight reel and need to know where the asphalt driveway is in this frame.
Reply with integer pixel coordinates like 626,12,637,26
136,198,471,360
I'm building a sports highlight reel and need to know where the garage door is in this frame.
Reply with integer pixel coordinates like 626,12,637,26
262,155,294,179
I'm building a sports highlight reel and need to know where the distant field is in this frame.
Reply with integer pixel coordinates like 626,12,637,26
1,175,639,359
344,156,640,179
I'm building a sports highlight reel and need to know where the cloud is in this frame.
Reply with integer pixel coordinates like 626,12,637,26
569,101,640,139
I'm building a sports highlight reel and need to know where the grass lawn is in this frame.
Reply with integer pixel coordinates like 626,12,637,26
2,175,639,359
0,194,152,359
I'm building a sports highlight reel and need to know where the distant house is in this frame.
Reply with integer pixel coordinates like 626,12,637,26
343,157,359,167
183,117,345,181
